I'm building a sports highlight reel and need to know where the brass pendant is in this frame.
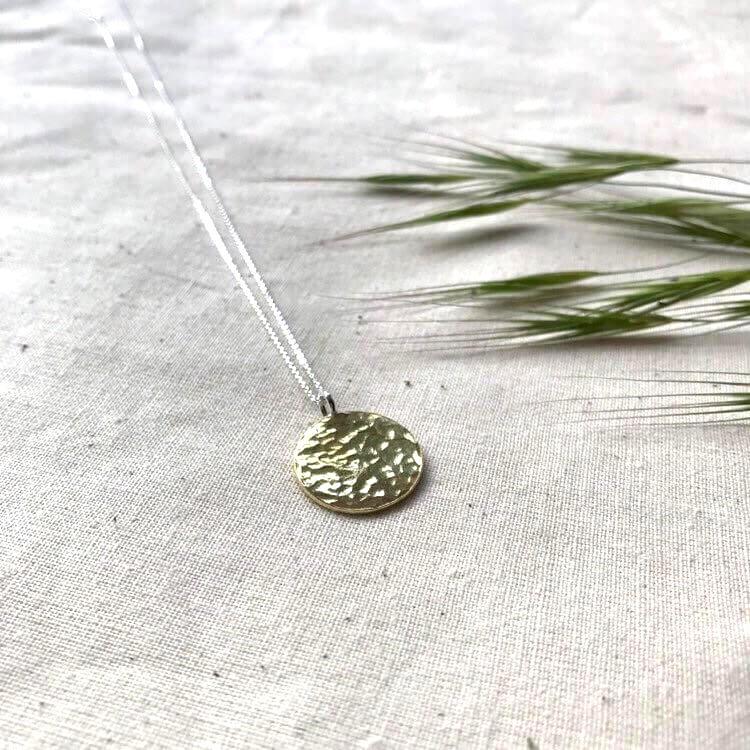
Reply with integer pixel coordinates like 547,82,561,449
292,411,423,514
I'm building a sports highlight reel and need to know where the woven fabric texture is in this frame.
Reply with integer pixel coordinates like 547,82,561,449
2,1,749,747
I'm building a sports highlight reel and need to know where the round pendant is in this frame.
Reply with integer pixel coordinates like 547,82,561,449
292,411,424,514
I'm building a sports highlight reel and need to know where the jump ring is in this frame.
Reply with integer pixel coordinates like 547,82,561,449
318,393,336,416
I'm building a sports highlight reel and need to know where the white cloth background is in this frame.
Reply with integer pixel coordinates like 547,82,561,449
2,1,749,747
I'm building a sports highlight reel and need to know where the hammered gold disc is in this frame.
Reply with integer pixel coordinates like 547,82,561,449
292,411,423,514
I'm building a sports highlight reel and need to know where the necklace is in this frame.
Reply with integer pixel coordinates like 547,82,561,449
91,6,424,514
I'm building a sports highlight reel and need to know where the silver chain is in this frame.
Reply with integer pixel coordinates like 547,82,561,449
90,5,333,412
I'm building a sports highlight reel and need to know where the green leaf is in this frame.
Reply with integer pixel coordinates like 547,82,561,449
558,146,678,167
335,198,530,239
361,173,476,185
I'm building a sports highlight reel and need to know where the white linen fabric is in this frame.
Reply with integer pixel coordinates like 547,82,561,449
2,1,749,747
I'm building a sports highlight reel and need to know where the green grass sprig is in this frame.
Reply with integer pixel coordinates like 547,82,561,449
374,268,750,348
560,373,750,425
329,138,750,252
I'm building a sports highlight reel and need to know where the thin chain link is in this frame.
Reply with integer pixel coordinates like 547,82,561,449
91,8,329,407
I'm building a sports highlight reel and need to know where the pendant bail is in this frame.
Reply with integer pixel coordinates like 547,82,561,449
318,393,336,416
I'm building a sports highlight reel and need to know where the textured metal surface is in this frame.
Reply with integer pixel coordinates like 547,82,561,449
292,411,423,514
